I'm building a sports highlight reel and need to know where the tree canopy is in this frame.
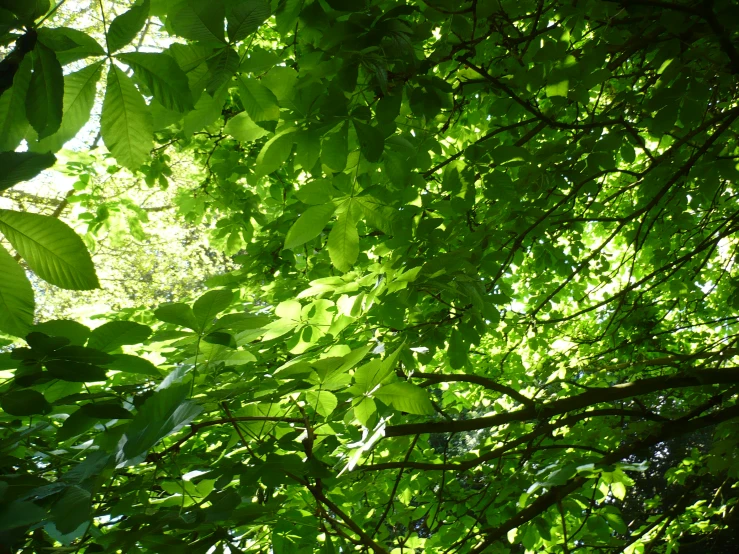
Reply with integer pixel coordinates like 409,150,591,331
1,0,739,552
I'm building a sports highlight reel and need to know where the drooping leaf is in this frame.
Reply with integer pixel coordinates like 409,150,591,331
30,61,103,153
120,383,202,460
0,56,32,151
117,52,193,112
321,122,348,172
327,211,359,272
0,246,34,337
100,64,153,171
1,389,51,416
0,151,56,192
51,485,91,534
103,354,160,376
0,209,99,290
353,120,384,162
87,321,153,352
106,0,150,53
227,0,270,42
374,382,434,415
45,360,108,382
284,203,336,250
25,43,63,139
0,501,46,531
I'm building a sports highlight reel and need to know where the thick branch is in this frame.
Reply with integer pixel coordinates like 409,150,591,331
385,368,739,437
468,402,739,553
412,371,535,408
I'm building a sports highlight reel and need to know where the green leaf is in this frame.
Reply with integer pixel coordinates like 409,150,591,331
205,46,239,93
117,52,193,112
0,245,34,337
295,130,321,171
353,120,384,162
87,321,153,352
325,0,366,11
255,127,295,176
101,65,153,171
305,390,338,417
51,485,91,534
546,79,569,98
0,246,34,337
33,320,90,346
375,382,434,415
193,289,233,332
0,151,56,192
121,383,202,460
1,389,51,416
491,145,531,165
36,27,106,65
0,56,32,151
45,360,108,382
26,43,63,139
237,76,280,122
106,0,149,53
284,203,336,250
0,501,46,531
448,328,467,369
227,0,270,42
103,354,160,376
354,397,376,426
0,0,49,23
225,111,269,142
0,209,99,290
327,211,359,272
154,302,199,331
322,122,348,172
353,341,405,393
295,179,337,205
30,61,104,153
169,0,226,44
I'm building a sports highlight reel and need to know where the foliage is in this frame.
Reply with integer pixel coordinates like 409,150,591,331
2,0,739,552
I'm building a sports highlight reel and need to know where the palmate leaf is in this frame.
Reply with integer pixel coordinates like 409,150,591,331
0,209,99,290
0,244,34,337
101,64,153,171
30,61,104,153
117,52,193,112
106,0,150,53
